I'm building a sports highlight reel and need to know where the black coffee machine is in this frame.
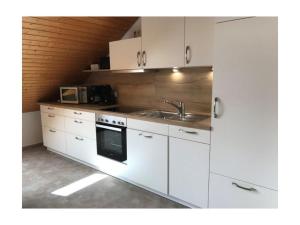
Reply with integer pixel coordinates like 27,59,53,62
87,85,116,105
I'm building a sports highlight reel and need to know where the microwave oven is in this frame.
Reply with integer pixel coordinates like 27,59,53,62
60,85,116,104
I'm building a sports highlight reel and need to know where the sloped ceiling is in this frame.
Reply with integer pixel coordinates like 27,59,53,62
22,17,137,112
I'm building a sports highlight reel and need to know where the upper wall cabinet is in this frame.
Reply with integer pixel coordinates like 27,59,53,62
109,17,214,70
141,17,185,69
184,17,214,67
109,37,142,70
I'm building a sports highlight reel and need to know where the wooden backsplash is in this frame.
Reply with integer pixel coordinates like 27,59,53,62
22,17,137,112
85,67,213,114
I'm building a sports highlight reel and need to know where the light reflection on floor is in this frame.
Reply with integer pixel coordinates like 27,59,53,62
51,173,107,197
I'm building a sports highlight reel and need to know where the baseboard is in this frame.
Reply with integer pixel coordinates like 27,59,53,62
22,142,43,149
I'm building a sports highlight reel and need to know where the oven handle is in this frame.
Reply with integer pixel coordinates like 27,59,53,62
96,124,122,132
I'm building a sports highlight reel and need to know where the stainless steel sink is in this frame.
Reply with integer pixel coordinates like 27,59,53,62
132,110,209,122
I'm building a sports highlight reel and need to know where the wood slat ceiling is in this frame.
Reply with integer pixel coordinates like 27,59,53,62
22,16,137,112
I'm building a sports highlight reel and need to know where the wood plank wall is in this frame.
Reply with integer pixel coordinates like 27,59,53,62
85,68,213,114
22,17,137,112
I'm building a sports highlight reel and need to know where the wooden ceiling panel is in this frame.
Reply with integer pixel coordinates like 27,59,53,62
22,16,137,112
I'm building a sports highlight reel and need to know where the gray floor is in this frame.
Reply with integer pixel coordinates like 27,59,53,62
22,145,185,208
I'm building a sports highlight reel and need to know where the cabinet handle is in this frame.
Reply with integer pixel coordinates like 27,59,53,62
73,112,82,115
142,51,146,66
49,129,56,133
139,133,153,138
48,107,54,110
232,182,257,192
48,114,55,118
185,45,191,64
178,128,198,135
75,136,84,141
213,97,220,118
74,120,83,124
137,51,141,66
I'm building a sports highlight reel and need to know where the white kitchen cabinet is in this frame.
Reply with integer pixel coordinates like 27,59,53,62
211,17,278,191
141,17,184,69
41,112,65,131
127,118,168,135
63,109,95,122
126,128,168,194
40,105,65,116
43,126,66,154
209,173,277,208
109,37,142,70
169,124,210,144
66,133,97,166
169,137,210,207
64,117,96,139
184,17,214,67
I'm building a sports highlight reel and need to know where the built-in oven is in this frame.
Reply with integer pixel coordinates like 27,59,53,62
96,114,127,162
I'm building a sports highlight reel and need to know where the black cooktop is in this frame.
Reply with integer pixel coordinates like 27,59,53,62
102,106,144,114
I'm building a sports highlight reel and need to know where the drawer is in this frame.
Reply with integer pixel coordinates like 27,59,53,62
40,105,65,116
127,118,168,135
66,133,97,166
64,108,95,122
209,173,278,208
65,117,96,139
43,126,66,154
41,112,65,131
169,125,210,144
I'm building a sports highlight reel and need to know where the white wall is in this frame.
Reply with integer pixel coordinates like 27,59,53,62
22,111,43,147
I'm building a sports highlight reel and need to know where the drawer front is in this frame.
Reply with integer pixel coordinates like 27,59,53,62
65,117,96,139
40,105,65,116
169,125,210,144
127,118,168,135
43,126,66,154
66,133,97,165
209,173,278,208
41,112,65,131
64,109,95,122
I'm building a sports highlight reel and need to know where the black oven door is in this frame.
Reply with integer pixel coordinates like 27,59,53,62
96,123,127,162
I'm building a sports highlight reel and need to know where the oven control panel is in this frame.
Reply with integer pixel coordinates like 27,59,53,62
96,114,127,127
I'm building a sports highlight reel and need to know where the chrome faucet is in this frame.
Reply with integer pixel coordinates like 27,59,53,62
163,99,185,118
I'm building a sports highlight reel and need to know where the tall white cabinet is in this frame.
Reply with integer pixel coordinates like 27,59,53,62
209,17,278,208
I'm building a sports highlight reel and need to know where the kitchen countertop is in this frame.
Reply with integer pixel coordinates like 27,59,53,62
39,102,211,130
39,102,119,112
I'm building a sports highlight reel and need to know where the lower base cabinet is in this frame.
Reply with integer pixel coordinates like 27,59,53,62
43,126,66,154
66,133,97,166
209,173,278,208
127,128,168,194
169,137,210,207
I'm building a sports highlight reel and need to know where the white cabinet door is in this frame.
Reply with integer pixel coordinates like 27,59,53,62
65,117,96,139
184,17,214,67
63,109,95,122
169,137,210,207
211,17,278,190
66,133,97,166
141,17,184,69
169,125,210,144
209,173,277,208
41,112,65,131
127,128,168,194
43,126,66,154
109,37,142,70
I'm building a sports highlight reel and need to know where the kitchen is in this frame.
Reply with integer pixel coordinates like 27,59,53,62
22,16,277,209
